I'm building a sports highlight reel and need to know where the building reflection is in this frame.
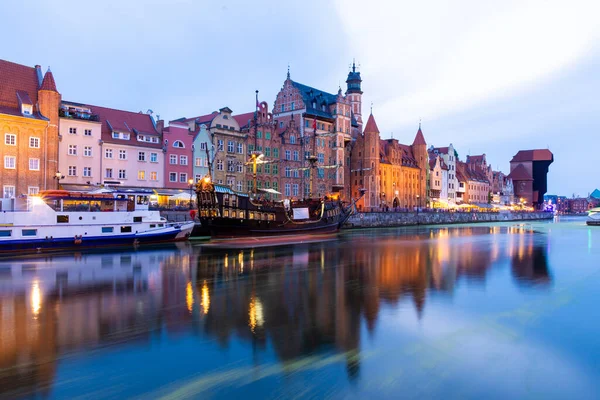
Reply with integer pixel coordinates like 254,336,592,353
0,226,552,397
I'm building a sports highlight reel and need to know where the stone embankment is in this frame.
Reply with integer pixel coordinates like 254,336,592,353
345,211,553,229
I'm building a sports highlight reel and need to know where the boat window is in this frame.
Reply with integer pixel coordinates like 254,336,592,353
249,212,254,219
90,201,102,211
121,226,132,233
57,215,69,223
133,216,142,223
224,209,229,218
102,227,114,233
231,195,237,208
0,230,12,237
102,200,114,211
136,195,149,205
22,229,37,236
63,200,89,211
158,223,164,227
150,224,156,228
268,214,275,221
239,211,244,218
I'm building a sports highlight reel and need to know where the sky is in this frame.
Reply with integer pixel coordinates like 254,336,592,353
2,0,599,196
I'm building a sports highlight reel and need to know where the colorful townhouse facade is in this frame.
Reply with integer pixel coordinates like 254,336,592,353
162,120,196,189
0,60,61,198
430,144,458,205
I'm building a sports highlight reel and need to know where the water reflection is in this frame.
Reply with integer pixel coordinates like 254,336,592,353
0,226,557,398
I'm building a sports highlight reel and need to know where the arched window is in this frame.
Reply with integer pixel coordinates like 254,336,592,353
173,140,185,148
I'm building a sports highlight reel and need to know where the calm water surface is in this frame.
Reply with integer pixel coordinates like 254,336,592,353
1,217,599,399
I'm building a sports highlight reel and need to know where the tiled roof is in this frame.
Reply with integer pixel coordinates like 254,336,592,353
291,80,337,119
39,68,58,92
16,90,33,105
413,126,426,145
510,149,553,162
86,104,162,148
456,162,468,182
466,154,484,164
398,143,418,167
364,114,380,134
433,146,449,155
507,164,534,181
0,59,41,116
233,112,255,129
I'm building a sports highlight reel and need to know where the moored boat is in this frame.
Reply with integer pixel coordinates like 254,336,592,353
586,207,600,226
0,190,194,253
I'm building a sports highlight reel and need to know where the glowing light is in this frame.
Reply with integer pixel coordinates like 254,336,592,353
249,296,265,333
201,280,210,315
203,176,211,183
239,251,244,272
224,254,228,268
186,282,194,313
31,196,45,206
31,280,41,318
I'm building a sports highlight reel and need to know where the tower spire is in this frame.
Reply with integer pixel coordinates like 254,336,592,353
287,63,290,80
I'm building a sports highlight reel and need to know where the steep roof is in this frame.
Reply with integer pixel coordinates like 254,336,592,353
0,59,44,118
233,112,255,129
291,80,337,119
590,189,600,200
413,126,426,145
507,164,534,181
466,154,484,164
363,114,380,134
86,104,162,148
39,68,58,91
510,149,553,162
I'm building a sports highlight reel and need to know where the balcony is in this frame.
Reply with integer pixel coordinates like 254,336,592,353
59,108,100,122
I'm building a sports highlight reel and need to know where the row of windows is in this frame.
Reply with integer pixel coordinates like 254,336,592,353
169,155,188,165
2,185,39,198
168,172,191,183
104,149,159,162
68,127,93,136
4,156,40,170
5,134,41,148
216,140,244,154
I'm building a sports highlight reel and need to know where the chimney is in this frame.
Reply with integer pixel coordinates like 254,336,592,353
156,119,165,133
35,65,43,87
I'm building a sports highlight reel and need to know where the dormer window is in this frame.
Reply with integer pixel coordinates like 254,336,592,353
173,140,185,148
22,105,33,115
112,131,130,140
223,115,228,119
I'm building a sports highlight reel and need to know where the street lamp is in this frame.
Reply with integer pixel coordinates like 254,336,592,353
53,171,65,189
188,178,194,210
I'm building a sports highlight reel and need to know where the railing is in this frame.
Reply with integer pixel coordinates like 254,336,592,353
59,109,100,122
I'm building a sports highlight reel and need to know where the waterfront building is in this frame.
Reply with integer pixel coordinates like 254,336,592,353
465,154,492,204
162,120,195,189
492,170,515,205
208,107,247,191
58,101,102,187
457,161,490,204
173,112,218,183
0,60,61,198
351,114,380,210
272,64,362,199
430,144,458,205
428,153,448,208
508,149,554,209
86,105,164,188
276,115,304,199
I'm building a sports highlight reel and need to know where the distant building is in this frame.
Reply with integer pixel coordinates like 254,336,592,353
0,60,61,197
508,149,554,209
430,144,458,205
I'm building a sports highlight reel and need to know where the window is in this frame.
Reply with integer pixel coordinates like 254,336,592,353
169,172,177,182
285,183,291,196
195,157,202,167
68,166,77,176
227,141,234,153
292,184,299,196
105,168,113,178
236,163,243,173
179,173,187,183
291,102,295,110
285,150,291,160
290,135,296,144
150,152,158,163
293,151,299,161
285,166,291,177
5,134,16,146
279,121,284,128
29,137,40,148
272,164,278,175
28,187,39,195
119,150,127,160
217,140,224,151
150,171,157,181
22,105,32,115
264,164,270,174
180,155,188,165
138,152,146,162
105,148,113,159
4,156,16,169
69,127,77,134
121,226,132,233
237,142,243,154
305,120,309,128
281,104,284,112
68,144,77,155
22,228,37,237
84,129,92,136
102,227,114,233
273,148,279,158
217,160,223,171
84,146,92,157
237,182,243,192
138,170,146,180
200,142,207,150
257,131,262,139
112,131,130,140
227,160,235,172
83,167,92,177
173,140,185,148
295,170,300,178
29,158,40,171
0,230,11,237
265,147,271,157
265,132,271,140
118,169,126,179
3,185,15,198
170,154,177,164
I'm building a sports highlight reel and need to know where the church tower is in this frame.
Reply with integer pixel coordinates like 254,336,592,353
346,61,363,131
412,123,428,207
362,113,380,211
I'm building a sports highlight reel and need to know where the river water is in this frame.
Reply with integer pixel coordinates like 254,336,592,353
0,217,599,399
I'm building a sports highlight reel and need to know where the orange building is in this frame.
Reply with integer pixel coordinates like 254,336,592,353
0,60,61,198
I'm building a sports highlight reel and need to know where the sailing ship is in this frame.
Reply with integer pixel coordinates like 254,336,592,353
195,92,363,239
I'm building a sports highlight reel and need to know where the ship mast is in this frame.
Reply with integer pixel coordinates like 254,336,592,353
251,90,260,196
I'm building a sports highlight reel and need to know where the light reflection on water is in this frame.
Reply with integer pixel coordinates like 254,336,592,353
0,219,598,399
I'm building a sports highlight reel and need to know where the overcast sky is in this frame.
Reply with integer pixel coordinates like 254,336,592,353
3,0,598,196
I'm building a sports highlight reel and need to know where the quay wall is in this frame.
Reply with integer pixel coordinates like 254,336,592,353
345,211,553,229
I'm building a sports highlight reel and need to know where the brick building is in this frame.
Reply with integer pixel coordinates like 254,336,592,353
508,149,554,209
0,60,60,198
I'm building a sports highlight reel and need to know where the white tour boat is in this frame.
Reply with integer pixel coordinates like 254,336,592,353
0,189,194,253
587,207,600,226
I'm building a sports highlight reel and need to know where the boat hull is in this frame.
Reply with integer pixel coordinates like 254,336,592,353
586,220,600,226
0,222,194,254
200,217,341,239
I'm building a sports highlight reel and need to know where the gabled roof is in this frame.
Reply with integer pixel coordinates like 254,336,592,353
507,164,534,181
291,80,337,119
510,149,553,162
16,90,33,105
0,59,46,119
413,126,426,145
433,146,449,155
233,112,255,129
39,68,58,92
363,114,379,134
466,154,485,164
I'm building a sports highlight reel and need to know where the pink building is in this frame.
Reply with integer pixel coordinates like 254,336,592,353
162,121,195,189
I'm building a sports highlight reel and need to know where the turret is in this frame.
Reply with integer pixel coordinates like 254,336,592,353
346,60,363,129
